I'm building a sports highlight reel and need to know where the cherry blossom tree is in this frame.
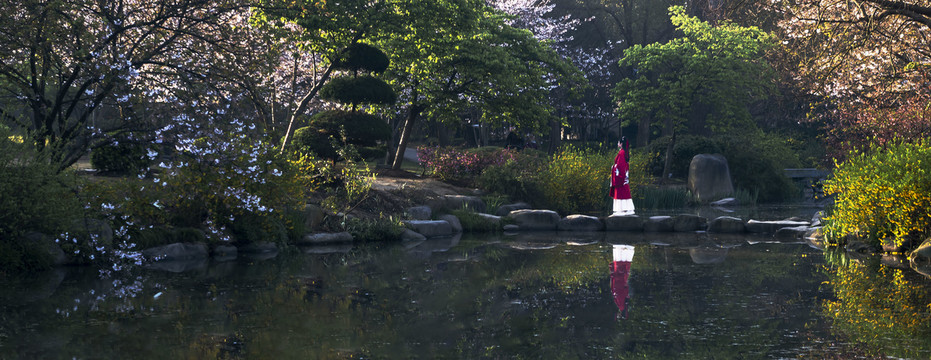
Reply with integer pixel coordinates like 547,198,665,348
775,0,930,159
0,0,268,171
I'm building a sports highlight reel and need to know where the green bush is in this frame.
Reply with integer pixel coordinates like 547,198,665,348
228,211,288,245
332,43,390,73
645,135,724,179
343,217,404,242
91,140,152,175
291,110,391,160
823,141,931,248
537,145,614,214
319,75,397,106
645,133,799,203
478,150,546,203
720,133,799,203
449,209,506,232
0,128,83,272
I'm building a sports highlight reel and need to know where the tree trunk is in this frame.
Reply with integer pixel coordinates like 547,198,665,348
661,131,676,185
548,117,561,154
392,104,425,170
637,115,651,147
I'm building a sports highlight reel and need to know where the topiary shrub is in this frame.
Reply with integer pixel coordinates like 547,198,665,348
333,43,390,73
291,110,391,160
319,75,397,106
91,140,153,175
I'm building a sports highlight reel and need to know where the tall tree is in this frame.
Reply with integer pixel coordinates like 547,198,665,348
778,0,930,104
777,0,931,160
0,0,258,171
375,0,585,169
254,0,392,151
614,6,777,181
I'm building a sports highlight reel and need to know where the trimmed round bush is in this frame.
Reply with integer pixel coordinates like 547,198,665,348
291,110,391,159
333,43,390,73
319,75,397,106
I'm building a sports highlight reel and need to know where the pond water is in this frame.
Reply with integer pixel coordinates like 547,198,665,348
2,221,930,359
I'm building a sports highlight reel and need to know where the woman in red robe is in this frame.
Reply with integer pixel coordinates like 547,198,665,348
610,137,635,215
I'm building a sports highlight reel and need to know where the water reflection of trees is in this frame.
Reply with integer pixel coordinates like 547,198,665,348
0,238,857,359
822,249,931,359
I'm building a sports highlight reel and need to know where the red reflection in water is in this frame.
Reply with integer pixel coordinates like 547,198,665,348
611,245,634,319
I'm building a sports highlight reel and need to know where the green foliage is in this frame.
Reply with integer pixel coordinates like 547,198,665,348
0,127,83,271
127,226,208,249
84,133,308,246
478,150,547,203
90,140,153,175
645,135,724,178
342,216,404,242
292,110,391,160
319,75,397,106
823,261,931,358
633,186,692,209
614,6,776,135
643,133,799,203
823,141,931,248
333,43,390,73
449,209,505,232
720,133,799,203
536,145,613,214
228,211,289,245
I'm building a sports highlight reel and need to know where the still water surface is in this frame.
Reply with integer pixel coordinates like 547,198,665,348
0,228,927,359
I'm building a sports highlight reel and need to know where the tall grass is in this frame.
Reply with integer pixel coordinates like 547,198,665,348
633,186,692,209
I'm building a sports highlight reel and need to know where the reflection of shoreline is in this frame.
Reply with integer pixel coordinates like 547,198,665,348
611,245,634,319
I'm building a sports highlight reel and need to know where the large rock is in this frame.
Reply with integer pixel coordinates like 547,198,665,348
673,214,708,232
443,195,486,213
401,229,427,241
745,220,810,234
303,204,327,231
643,216,675,232
142,242,209,262
508,210,560,231
404,220,454,238
239,241,279,254
605,215,644,231
708,216,746,233
477,213,503,226
909,239,931,264
496,202,531,216
299,232,354,245
557,215,604,231
773,226,811,241
438,214,463,233
405,205,432,220
688,154,735,203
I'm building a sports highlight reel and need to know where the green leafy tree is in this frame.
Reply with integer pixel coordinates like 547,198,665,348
613,6,777,181
374,0,586,169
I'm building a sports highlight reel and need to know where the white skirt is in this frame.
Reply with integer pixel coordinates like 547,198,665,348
612,199,635,215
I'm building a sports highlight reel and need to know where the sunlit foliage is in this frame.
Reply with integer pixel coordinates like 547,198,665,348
823,260,931,358
823,141,931,247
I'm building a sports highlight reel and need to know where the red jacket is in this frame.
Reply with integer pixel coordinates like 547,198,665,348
610,149,631,200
